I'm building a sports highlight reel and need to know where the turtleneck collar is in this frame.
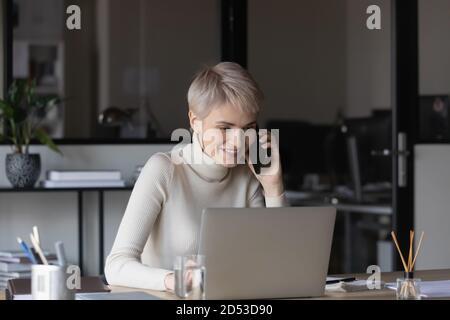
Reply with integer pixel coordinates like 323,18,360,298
181,132,230,182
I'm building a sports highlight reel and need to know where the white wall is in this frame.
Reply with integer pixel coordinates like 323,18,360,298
0,144,173,275
414,0,450,269
414,145,450,269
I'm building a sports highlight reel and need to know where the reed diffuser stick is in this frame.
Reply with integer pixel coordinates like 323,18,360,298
408,230,414,271
391,231,408,272
411,231,425,270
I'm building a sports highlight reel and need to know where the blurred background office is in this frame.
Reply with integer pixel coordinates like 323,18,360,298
1,0,450,278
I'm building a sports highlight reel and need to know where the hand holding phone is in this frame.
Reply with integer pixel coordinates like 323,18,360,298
251,126,271,175
246,126,284,197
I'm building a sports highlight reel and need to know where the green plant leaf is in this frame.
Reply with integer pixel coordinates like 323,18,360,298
7,79,28,106
32,95,61,110
26,80,36,105
13,106,28,123
0,99,14,118
34,128,62,155
3,79,63,154
7,81,18,105
45,96,61,108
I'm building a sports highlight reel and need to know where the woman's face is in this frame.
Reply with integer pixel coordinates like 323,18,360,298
189,104,258,167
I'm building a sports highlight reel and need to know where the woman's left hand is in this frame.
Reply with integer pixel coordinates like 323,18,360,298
247,130,284,197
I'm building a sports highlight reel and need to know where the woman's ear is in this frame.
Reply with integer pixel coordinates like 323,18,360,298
188,110,202,134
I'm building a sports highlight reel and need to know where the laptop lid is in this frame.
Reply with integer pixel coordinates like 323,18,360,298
198,206,336,299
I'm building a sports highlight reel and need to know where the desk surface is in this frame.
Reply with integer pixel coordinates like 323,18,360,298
109,269,450,300
1,269,448,300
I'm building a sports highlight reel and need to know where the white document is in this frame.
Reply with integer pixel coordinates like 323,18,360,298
386,280,450,298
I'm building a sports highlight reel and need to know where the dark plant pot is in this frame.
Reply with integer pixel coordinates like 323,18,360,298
5,153,41,188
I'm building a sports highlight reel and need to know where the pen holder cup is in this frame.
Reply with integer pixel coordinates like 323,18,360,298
31,265,75,300
396,274,421,300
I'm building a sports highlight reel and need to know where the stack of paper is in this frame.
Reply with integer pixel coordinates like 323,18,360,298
42,170,125,188
325,277,386,293
0,250,56,289
76,292,161,300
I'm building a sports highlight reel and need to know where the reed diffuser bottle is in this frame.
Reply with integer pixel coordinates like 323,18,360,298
391,230,425,300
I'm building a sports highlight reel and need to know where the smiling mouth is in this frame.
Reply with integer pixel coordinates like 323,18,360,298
220,147,238,155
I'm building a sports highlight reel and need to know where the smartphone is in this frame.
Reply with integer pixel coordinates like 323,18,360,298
250,125,271,175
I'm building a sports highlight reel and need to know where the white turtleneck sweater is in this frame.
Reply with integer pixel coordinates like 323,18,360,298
105,134,287,291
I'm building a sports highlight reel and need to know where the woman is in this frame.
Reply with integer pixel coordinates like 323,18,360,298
105,62,287,291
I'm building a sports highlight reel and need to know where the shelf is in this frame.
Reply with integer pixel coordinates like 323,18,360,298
0,186,134,192
0,185,134,275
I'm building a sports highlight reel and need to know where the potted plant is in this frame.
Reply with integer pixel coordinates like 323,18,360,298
0,79,62,188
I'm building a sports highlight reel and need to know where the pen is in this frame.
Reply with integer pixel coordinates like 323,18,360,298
30,233,49,265
30,247,43,264
54,241,67,267
17,237,38,264
326,277,356,285
33,226,40,245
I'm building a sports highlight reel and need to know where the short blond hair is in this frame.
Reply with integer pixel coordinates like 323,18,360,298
187,62,263,119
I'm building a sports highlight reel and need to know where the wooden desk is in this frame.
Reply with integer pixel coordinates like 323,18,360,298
109,269,450,300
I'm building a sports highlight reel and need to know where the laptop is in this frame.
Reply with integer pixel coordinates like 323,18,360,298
198,206,336,299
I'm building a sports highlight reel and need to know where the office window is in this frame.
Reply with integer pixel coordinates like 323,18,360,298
11,0,221,139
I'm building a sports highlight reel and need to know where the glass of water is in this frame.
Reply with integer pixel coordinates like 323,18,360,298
174,254,206,300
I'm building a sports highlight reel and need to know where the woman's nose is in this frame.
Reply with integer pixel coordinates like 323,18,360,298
225,129,246,150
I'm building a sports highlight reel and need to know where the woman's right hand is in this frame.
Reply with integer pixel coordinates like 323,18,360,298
164,273,175,291
165,259,196,292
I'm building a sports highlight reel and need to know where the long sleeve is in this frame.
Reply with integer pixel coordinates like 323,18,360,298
248,182,289,207
264,192,288,207
105,153,174,291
